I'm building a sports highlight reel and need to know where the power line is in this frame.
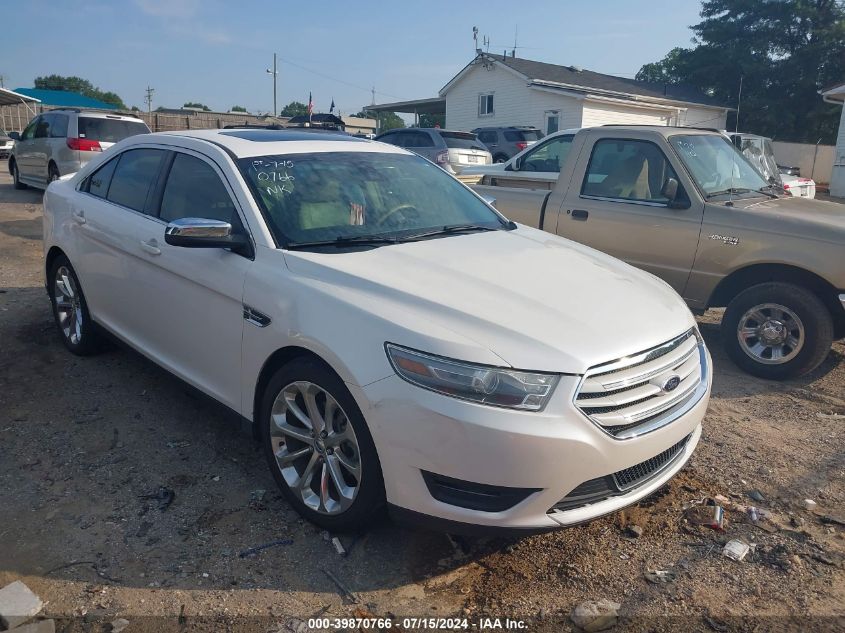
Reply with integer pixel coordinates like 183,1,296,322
274,54,406,102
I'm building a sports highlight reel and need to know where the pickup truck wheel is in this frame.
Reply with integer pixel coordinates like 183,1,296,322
48,255,103,355
12,161,27,190
722,282,833,380
260,357,385,531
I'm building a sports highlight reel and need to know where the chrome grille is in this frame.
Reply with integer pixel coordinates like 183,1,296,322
575,329,707,439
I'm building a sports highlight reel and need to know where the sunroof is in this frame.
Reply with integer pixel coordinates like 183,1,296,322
218,129,367,143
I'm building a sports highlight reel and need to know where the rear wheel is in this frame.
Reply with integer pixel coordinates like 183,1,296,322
48,163,60,184
48,255,103,355
493,154,509,164
722,282,833,379
11,160,27,190
260,357,385,531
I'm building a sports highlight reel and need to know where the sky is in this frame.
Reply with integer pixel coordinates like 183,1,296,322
3,0,705,117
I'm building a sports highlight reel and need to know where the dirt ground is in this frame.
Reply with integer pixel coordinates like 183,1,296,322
1,161,843,632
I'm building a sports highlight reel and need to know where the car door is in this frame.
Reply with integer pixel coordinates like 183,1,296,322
489,133,575,190
553,133,704,294
402,130,438,163
15,116,42,179
70,147,169,345
30,113,54,183
131,149,252,411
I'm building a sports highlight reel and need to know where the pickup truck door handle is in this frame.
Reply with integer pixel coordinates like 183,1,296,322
571,209,589,221
71,210,86,225
140,238,161,256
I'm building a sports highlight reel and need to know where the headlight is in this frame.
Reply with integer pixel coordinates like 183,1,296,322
385,343,559,411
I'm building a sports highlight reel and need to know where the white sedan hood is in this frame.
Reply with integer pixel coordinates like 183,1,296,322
284,226,696,374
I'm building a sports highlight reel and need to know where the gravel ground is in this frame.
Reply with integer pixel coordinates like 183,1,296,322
0,161,843,632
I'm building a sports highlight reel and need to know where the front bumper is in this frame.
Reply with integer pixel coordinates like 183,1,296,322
349,347,711,531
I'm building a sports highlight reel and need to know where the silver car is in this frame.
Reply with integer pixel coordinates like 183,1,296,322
374,128,491,175
9,109,150,190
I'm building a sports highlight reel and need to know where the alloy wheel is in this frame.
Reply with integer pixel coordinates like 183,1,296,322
54,266,83,345
736,302,805,365
269,381,362,515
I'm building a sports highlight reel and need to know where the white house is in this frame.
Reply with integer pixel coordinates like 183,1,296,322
440,53,729,134
821,83,845,197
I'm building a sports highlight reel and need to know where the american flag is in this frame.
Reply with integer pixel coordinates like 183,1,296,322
307,92,313,116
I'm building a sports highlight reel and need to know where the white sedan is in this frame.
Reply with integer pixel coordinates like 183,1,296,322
42,129,709,533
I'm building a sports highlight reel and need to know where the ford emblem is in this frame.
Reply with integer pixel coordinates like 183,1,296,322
662,375,681,392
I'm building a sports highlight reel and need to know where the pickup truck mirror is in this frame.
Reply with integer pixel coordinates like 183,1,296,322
8,132,20,141
661,177,679,201
510,156,522,171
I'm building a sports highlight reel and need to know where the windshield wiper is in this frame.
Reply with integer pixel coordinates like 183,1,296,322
706,187,752,198
403,223,505,241
284,235,401,250
755,185,780,198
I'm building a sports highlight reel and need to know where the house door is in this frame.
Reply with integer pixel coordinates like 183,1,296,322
544,111,560,135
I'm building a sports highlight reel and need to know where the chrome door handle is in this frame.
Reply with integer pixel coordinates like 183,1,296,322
71,210,86,224
140,238,161,256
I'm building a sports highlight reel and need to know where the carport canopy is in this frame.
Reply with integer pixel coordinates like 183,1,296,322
363,97,445,127
0,87,40,107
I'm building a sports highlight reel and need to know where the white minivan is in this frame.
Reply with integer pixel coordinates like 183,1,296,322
41,128,711,533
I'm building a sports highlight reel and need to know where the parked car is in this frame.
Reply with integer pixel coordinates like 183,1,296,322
9,109,150,190
778,164,801,177
472,126,845,380
374,128,491,176
471,126,544,163
463,128,581,189
0,129,14,159
728,132,816,199
42,128,709,533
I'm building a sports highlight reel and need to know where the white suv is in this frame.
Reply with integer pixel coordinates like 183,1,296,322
41,129,711,533
9,109,149,189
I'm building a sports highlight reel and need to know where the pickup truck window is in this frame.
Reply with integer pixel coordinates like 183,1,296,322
581,139,678,203
519,135,573,172
669,134,769,198
239,151,506,247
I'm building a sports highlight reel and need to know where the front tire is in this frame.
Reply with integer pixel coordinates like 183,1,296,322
11,160,27,190
493,154,508,164
722,282,833,379
48,255,103,355
260,357,385,531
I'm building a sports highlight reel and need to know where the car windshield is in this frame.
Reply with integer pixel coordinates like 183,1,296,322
669,134,770,198
437,131,487,151
77,117,149,143
238,151,506,247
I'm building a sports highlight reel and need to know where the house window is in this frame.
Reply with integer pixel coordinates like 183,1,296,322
478,93,494,117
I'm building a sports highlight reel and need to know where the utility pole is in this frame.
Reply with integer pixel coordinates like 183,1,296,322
266,53,278,117
144,86,154,115
0,75,5,89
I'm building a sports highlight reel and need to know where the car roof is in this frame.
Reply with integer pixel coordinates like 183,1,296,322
132,128,410,158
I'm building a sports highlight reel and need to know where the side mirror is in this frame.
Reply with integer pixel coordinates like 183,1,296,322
164,217,251,254
481,195,497,208
8,132,20,141
661,177,690,210
508,156,522,172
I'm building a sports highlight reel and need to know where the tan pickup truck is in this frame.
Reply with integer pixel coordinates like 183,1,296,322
471,126,845,379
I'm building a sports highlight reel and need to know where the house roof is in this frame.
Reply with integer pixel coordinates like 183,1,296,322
441,54,728,110
12,88,119,110
821,82,845,103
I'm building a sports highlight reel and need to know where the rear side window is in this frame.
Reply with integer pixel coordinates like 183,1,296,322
403,131,435,148
78,117,149,143
50,114,69,138
438,131,486,151
160,153,241,229
477,131,498,144
107,149,165,213
87,157,119,199
504,129,542,142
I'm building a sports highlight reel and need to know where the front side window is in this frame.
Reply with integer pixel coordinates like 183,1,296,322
34,116,51,139
478,93,494,116
106,148,165,213
670,134,769,199
519,135,574,172
160,153,240,229
582,139,679,203
239,152,506,246
21,119,39,141
87,156,119,199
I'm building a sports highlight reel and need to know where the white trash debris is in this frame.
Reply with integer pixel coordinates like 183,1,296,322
804,499,818,511
570,598,621,632
722,539,751,562
0,580,44,629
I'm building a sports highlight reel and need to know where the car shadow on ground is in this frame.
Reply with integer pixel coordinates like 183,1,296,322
0,218,42,240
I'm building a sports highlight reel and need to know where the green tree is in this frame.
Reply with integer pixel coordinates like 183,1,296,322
419,113,445,128
636,0,845,143
230,105,247,112
33,74,127,109
281,101,309,117
354,110,404,131
183,102,211,111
